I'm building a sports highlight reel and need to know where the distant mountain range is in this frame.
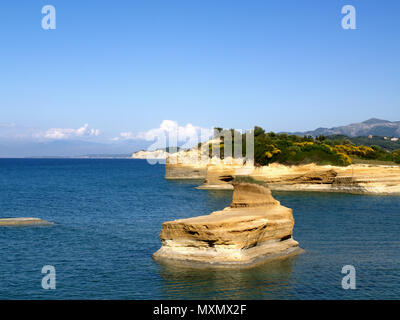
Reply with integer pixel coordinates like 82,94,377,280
292,118,400,138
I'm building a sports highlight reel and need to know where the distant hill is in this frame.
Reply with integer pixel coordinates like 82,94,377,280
326,135,400,151
293,118,400,138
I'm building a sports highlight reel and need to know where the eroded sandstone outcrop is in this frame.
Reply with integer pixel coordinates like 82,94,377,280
165,163,207,180
195,164,237,189
167,159,400,194
251,163,400,194
153,183,302,267
0,218,53,226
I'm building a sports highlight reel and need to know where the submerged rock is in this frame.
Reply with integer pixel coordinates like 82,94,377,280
0,217,53,227
153,182,302,267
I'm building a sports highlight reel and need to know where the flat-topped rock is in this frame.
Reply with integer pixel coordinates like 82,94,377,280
0,217,53,227
153,183,302,267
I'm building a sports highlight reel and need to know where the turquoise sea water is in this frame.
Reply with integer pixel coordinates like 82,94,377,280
0,159,399,299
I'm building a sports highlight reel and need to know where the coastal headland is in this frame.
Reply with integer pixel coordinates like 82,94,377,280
161,126,400,194
166,159,400,194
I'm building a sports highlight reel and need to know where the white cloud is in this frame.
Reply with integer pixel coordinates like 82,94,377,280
113,120,214,147
111,131,135,141
42,124,100,140
120,132,136,139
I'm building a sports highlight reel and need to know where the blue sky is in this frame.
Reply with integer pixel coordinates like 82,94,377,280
0,0,399,154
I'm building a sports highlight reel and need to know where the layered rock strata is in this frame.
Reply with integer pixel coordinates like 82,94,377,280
153,183,301,267
166,159,400,194
165,163,207,180
251,163,400,194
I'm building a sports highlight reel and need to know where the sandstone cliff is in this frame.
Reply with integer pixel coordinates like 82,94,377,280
165,163,207,180
252,163,400,194
153,183,301,267
166,159,400,195
131,149,169,159
164,148,244,181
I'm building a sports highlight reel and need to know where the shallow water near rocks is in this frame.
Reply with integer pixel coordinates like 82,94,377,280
0,159,399,299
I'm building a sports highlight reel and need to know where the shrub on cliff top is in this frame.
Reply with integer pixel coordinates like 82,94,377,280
233,175,269,187
207,126,398,166
393,150,400,164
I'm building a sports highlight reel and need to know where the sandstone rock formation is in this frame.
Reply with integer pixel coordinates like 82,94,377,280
131,149,169,159
195,164,236,189
0,217,52,226
251,163,400,194
164,148,244,181
166,157,400,195
153,183,302,267
165,163,207,180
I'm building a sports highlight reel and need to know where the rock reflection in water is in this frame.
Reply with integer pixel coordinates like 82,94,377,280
156,255,298,299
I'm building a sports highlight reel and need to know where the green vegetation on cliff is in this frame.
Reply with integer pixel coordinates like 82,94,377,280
232,175,269,187
205,127,400,166
252,129,351,166
326,135,400,151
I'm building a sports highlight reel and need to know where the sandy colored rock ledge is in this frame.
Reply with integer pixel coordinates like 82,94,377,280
0,217,53,227
168,161,400,195
165,163,207,180
153,183,302,267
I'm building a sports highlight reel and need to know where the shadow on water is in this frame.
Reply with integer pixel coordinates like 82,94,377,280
156,255,300,299
166,179,205,187
204,189,233,201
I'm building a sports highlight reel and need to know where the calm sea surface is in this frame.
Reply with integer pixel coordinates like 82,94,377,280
0,159,399,299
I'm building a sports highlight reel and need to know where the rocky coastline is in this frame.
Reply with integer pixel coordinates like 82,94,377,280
166,159,400,195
